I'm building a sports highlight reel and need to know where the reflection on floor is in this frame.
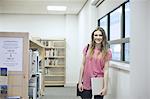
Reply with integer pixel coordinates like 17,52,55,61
41,87,81,99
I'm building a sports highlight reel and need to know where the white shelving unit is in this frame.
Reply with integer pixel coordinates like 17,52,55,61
37,39,66,86
29,50,41,99
29,39,45,96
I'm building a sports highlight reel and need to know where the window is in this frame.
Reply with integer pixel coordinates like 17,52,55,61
110,44,121,61
100,16,108,37
124,2,130,62
110,7,122,40
98,1,130,63
125,2,130,38
125,43,129,61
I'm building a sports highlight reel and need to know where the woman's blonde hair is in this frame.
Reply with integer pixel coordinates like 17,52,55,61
89,27,109,60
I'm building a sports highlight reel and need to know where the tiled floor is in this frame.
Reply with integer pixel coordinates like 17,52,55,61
41,87,81,99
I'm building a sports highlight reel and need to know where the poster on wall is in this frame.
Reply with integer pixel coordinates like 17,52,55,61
0,37,23,71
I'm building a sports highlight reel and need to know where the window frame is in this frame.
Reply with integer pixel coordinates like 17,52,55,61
98,0,130,63
98,15,108,39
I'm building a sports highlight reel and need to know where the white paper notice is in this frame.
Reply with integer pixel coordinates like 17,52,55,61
0,37,23,71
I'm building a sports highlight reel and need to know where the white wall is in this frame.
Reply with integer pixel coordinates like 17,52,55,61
148,1,150,98
65,15,78,86
130,0,149,99
0,14,66,38
107,67,130,99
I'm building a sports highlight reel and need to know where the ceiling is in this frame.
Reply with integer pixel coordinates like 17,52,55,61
0,0,88,15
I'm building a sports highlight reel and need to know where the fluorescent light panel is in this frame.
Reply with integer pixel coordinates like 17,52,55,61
47,6,67,11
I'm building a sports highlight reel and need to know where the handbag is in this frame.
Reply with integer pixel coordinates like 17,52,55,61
76,83,82,96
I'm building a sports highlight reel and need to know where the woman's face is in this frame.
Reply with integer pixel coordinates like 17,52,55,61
93,30,103,44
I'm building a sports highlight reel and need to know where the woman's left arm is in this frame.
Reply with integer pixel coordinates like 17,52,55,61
100,49,112,96
104,61,109,90
100,61,109,96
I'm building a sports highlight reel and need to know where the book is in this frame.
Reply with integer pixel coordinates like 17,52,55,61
0,67,8,95
0,85,7,94
91,77,103,95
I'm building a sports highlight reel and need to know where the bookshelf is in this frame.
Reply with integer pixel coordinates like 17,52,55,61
29,39,45,96
37,39,66,86
0,32,29,99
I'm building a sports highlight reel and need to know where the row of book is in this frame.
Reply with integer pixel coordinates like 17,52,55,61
45,49,64,57
37,40,65,47
45,59,64,66
44,68,64,75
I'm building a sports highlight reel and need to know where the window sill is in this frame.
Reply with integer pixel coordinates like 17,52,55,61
110,61,130,72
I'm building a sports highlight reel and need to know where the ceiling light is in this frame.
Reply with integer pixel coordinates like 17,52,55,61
47,6,67,11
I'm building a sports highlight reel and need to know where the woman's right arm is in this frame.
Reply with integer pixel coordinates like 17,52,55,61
78,55,86,92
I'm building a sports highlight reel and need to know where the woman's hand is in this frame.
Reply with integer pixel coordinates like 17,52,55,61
99,88,107,96
78,82,84,92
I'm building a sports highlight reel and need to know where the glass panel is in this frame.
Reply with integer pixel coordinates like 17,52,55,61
125,2,130,37
110,44,121,60
125,43,130,62
110,7,122,40
100,16,108,37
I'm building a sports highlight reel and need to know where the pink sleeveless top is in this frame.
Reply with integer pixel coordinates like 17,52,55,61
82,46,112,90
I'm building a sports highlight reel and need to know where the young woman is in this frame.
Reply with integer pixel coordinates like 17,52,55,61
78,27,112,99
